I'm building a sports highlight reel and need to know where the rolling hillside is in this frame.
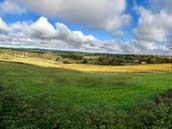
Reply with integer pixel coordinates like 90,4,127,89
0,61,172,108
0,55,172,73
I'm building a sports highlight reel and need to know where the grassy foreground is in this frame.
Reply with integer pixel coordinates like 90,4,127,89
1,62,172,128
0,61,172,109
2,88,172,129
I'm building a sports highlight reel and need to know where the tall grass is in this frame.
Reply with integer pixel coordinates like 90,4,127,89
1,87,172,129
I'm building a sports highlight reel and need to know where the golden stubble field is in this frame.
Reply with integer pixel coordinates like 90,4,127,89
63,64,172,72
0,55,172,73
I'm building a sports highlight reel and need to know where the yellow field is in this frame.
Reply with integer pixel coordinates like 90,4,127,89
63,64,172,72
0,55,172,73
0,55,62,68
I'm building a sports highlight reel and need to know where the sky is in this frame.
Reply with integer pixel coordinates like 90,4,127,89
0,0,172,55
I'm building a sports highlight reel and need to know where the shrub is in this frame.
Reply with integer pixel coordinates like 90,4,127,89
1,89,172,129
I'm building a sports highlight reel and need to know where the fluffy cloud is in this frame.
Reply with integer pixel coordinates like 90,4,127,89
55,23,96,46
134,7,172,43
28,17,96,47
118,39,170,55
132,1,172,55
13,0,131,34
0,17,9,33
0,16,171,55
30,17,56,38
0,16,118,52
0,0,26,15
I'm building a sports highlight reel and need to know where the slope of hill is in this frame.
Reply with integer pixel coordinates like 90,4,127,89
0,55,172,73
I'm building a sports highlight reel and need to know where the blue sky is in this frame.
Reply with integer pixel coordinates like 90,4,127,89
0,0,172,55
1,0,139,41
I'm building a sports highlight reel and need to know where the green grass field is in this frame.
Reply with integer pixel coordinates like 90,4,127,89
0,61,172,110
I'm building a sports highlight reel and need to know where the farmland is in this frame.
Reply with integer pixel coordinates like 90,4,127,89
0,61,172,108
0,49,172,73
1,48,172,128
1,0,172,127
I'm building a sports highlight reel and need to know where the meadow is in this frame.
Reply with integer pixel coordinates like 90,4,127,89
1,49,172,128
1,54,172,73
0,61,172,109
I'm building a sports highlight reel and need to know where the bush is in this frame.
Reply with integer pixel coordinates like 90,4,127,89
1,88,172,129
63,59,72,64
0,89,59,129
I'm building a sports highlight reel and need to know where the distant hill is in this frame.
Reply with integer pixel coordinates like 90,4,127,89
0,47,172,66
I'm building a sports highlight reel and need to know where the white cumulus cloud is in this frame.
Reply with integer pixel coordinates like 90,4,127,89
14,0,131,34
30,17,56,38
0,16,117,52
134,7,172,43
0,16,171,55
